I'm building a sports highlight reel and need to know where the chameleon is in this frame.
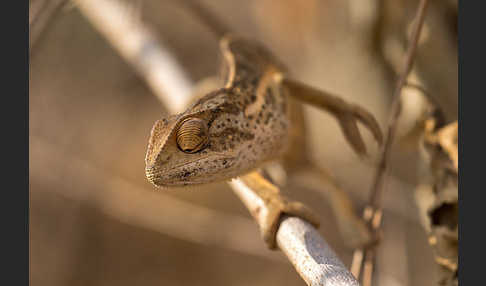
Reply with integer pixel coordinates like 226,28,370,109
145,0,383,249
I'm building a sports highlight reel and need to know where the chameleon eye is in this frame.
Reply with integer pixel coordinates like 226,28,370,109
176,118,209,153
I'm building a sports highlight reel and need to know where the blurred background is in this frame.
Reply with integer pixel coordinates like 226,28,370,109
30,0,457,285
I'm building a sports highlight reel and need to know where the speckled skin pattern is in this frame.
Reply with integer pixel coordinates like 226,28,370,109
145,35,293,187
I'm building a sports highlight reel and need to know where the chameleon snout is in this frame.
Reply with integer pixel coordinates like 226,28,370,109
145,164,165,187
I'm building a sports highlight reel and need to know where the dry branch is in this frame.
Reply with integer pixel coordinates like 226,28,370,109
73,0,193,112
368,0,430,208
74,0,359,284
351,0,430,284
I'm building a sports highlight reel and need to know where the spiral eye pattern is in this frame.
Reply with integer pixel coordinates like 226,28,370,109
176,118,209,153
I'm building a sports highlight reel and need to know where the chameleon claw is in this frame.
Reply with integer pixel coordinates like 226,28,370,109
259,198,320,250
238,172,320,250
283,201,320,228
335,103,383,157
349,104,384,146
336,113,369,157
283,78,383,157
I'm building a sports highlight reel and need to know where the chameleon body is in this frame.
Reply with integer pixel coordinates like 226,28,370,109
146,36,294,187
145,2,382,249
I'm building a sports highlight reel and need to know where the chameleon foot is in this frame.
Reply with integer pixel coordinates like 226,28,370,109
237,172,320,250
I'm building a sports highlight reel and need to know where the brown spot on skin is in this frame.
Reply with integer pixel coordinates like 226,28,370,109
219,102,241,115
212,128,254,141
243,133,255,140
191,88,228,109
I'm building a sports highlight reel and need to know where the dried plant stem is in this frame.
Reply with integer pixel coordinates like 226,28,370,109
351,0,430,283
74,0,193,112
75,0,358,284
369,0,430,208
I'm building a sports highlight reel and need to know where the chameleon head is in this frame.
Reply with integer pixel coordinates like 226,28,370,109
145,88,287,187
145,114,224,187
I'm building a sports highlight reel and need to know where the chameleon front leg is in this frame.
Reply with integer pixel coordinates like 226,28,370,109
233,171,320,249
283,78,383,157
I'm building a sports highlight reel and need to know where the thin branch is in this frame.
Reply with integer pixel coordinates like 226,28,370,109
73,0,193,112
368,0,429,209
351,0,430,283
74,0,358,285
277,216,359,286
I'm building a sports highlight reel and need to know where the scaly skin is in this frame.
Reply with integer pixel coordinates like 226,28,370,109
146,36,292,187
145,34,382,249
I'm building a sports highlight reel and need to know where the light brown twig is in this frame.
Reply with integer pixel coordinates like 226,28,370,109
74,0,194,112
351,0,430,283
369,0,429,208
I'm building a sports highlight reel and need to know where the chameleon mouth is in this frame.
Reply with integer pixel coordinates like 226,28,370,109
145,153,233,187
